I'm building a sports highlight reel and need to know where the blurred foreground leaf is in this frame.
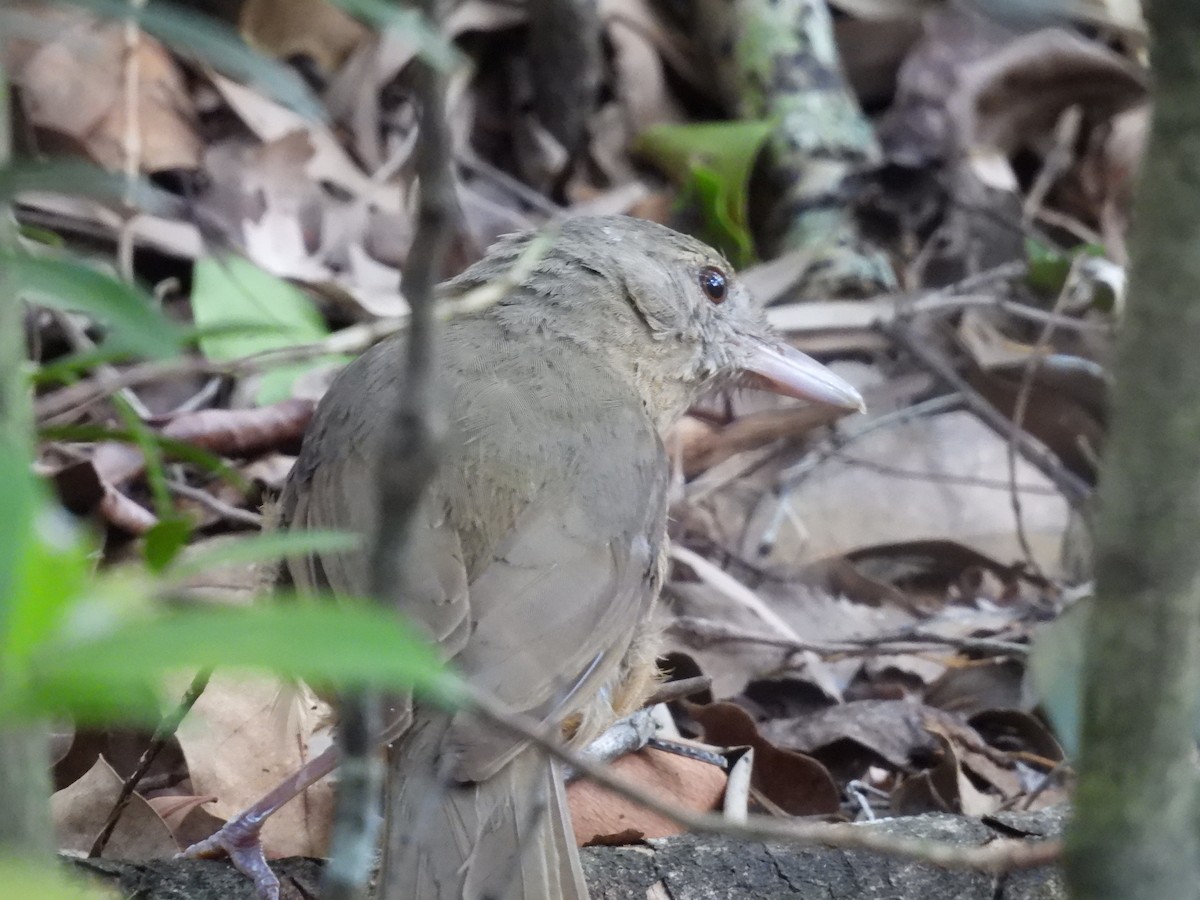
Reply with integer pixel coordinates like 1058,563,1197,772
0,858,112,900
6,254,183,359
14,601,462,724
165,530,360,583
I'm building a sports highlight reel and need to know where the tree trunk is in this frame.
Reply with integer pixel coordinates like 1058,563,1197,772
1067,3,1200,898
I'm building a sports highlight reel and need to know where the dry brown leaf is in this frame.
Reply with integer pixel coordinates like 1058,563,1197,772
688,702,840,816
53,756,179,859
12,7,200,172
969,709,1064,764
834,12,925,108
177,673,335,858
759,699,965,772
666,403,844,478
239,0,369,74
925,658,1026,716
878,5,1017,167
50,458,158,534
210,74,401,213
160,399,314,457
893,728,999,817
743,410,1070,574
953,28,1146,157
1079,103,1148,263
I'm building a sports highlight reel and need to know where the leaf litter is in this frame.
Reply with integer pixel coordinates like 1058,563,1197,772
17,0,1138,864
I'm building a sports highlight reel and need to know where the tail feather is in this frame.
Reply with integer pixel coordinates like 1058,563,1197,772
384,715,589,900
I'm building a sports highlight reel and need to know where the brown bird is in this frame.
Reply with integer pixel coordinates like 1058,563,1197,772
185,216,863,899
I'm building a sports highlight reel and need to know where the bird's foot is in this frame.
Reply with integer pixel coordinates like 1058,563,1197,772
179,813,280,900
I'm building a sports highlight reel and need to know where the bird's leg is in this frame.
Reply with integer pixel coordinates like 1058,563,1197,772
564,706,727,781
178,745,340,900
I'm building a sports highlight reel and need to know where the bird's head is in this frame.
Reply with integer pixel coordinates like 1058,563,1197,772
453,216,865,427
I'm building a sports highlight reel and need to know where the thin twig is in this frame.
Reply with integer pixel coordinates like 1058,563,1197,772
118,0,147,283
1006,260,1079,580
166,478,263,529
89,669,210,858
324,3,456,897
35,238,553,426
883,319,1092,507
666,615,1029,659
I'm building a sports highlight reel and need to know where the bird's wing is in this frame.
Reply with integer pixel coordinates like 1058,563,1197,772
279,334,668,782
278,341,472,652
441,460,666,781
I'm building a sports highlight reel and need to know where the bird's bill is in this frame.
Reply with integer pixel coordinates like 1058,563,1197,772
739,337,865,412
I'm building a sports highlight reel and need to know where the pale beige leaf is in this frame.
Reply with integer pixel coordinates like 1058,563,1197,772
177,674,335,858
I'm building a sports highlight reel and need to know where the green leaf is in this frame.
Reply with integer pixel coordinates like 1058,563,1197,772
635,120,775,267
128,415,180,516
22,602,464,723
6,254,183,359
0,451,38,643
328,0,461,71
32,347,143,387
0,859,113,900
192,255,340,404
144,518,194,572
43,0,324,121
1024,237,1108,298
689,164,754,268
113,396,174,517
165,530,361,583
0,159,179,216
1027,599,1088,758
4,502,92,666
39,423,245,490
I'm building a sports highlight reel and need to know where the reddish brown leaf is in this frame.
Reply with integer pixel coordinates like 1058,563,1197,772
160,399,315,457
688,702,840,816
568,747,725,846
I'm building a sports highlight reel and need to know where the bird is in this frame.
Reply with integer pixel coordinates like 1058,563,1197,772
184,215,863,899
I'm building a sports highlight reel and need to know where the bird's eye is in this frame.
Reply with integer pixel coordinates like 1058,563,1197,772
698,265,728,304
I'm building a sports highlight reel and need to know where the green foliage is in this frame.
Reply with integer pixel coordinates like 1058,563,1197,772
0,858,112,900
164,530,360,583
0,509,456,726
191,255,344,404
1027,599,1088,758
39,423,245,490
143,518,194,572
5,253,184,360
0,236,450,738
0,159,179,216
1024,237,1107,299
14,599,462,725
635,120,775,267
112,396,174,517
0,478,82,668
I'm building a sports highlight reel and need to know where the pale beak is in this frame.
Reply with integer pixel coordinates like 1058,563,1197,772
739,337,865,412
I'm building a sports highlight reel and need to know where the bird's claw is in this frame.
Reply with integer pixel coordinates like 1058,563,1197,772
179,814,280,900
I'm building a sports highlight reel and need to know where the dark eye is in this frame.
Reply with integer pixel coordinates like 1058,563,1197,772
699,265,728,304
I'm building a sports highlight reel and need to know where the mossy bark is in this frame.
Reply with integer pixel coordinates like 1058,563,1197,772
696,0,896,297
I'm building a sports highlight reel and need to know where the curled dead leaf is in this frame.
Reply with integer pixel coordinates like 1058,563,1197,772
688,701,840,816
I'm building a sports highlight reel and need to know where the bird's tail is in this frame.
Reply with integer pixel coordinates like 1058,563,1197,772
382,714,589,900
